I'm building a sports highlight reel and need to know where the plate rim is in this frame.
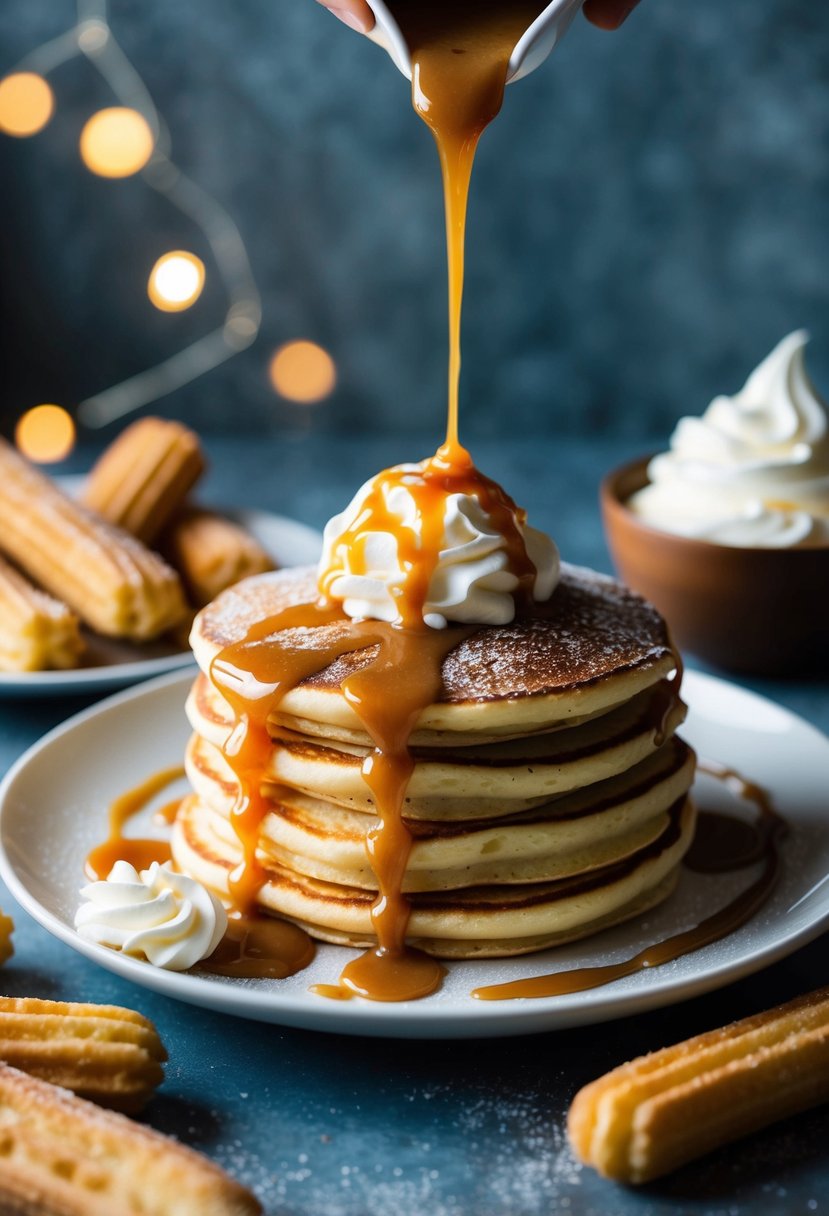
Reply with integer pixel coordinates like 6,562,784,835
1,668,828,1038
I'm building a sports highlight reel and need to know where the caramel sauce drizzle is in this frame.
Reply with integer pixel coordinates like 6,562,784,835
205,5,549,1001
318,448,539,626
85,766,182,880
651,647,684,748
472,762,786,1001
212,604,472,1001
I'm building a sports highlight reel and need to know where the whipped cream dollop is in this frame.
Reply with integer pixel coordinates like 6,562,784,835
629,331,829,547
75,860,227,972
319,459,560,627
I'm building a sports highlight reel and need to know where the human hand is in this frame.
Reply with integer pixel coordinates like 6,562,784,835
315,0,375,35
315,0,641,36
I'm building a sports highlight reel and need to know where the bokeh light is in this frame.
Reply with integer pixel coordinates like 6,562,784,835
269,341,337,404
15,405,76,464
0,72,54,137
148,251,206,312
79,106,154,178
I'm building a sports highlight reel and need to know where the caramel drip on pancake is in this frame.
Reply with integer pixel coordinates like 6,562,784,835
210,599,348,910
85,766,182,880
212,601,473,1000
472,763,785,1000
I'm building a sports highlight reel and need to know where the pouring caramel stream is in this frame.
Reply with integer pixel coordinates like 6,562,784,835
390,1,549,456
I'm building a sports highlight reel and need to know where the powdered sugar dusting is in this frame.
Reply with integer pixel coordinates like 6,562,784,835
194,564,672,703
199,1083,584,1216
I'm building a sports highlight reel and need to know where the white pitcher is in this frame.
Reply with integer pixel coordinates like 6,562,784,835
365,0,585,84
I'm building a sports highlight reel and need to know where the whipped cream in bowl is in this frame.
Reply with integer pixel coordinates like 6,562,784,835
602,332,829,674
75,860,227,972
629,332,829,548
318,450,560,629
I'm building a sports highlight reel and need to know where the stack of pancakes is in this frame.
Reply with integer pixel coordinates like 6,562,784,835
172,564,696,958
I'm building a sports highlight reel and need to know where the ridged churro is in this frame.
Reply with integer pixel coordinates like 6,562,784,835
0,1063,261,1215
0,438,186,640
568,985,829,1183
0,556,83,672
161,506,275,607
83,417,205,544
0,997,165,1113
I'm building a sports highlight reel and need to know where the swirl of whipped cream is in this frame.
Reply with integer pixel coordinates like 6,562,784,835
319,461,560,627
74,860,227,972
629,331,829,547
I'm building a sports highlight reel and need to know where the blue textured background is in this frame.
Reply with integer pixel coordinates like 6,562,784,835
1,0,828,440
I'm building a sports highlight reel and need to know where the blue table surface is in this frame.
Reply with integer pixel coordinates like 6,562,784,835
1,434,826,1216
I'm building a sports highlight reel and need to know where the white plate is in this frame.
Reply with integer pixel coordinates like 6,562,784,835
1,669,827,1038
0,509,322,698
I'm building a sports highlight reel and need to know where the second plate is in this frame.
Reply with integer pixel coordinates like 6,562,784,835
0,508,322,698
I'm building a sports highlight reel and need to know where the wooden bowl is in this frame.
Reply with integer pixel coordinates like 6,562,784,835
600,457,829,676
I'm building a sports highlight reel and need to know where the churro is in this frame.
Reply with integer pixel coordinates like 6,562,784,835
83,416,205,544
568,985,829,1183
161,506,275,606
0,438,186,640
0,555,83,672
0,996,165,1113
0,1062,261,1215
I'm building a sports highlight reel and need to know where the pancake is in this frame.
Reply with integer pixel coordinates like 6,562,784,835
183,685,685,817
172,793,696,958
184,736,695,891
190,564,679,743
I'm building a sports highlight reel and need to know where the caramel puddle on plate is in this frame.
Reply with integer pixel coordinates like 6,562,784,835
200,911,315,980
